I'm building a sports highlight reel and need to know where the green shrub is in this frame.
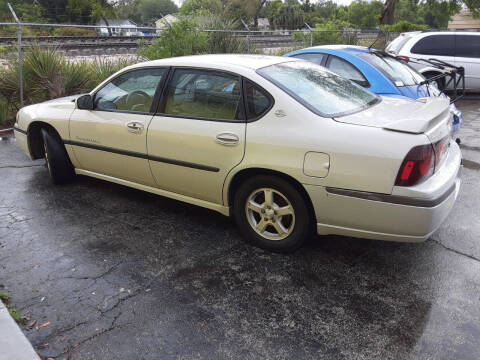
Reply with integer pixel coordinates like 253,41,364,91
381,21,428,33
294,20,357,46
139,17,209,60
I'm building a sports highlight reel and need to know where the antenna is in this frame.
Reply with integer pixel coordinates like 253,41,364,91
368,31,385,51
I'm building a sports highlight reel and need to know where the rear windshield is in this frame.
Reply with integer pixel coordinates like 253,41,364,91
386,35,411,54
358,52,424,87
257,61,379,117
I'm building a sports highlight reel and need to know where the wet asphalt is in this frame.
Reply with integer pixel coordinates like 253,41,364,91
0,99,479,360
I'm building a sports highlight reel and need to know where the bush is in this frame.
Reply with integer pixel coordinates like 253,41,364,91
293,20,357,46
381,21,428,33
53,27,98,37
139,18,209,59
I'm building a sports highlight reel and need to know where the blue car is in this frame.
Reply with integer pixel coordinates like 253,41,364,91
284,45,462,132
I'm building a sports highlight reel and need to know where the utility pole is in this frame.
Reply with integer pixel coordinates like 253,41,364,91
7,3,23,108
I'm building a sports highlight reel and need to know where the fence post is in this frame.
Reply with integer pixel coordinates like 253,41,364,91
7,3,23,108
304,23,313,47
241,19,250,52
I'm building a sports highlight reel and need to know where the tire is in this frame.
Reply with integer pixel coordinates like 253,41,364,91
41,128,75,184
424,72,446,91
233,175,312,253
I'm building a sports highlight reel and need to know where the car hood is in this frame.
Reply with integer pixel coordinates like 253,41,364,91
333,96,451,134
41,94,83,108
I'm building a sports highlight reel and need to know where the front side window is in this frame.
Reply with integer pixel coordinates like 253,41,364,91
163,69,242,121
245,81,272,120
327,56,369,87
94,68,166,113
358,52,424,87
410,35,455,56
292,53,326,66
455,35,480,58
257,61,379,117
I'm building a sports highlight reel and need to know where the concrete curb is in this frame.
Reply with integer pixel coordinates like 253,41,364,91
0,301,40,360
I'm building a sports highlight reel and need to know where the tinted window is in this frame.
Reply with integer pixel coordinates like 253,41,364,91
292,53,325,66
164,69,242,121
257,61,379,117
245,81,272,119
410,35,455,56
327,56,369,87
95,68,165,112
456,35,480,58
358,52,424,86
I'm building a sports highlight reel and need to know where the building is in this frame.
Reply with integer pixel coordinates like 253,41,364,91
96,19,141,37
257,18,270,30
155,14,179,31
448,9,480,30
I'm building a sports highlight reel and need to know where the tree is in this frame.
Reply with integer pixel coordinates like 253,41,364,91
180,0,223,16
252,0,268,29
273,4,304,29
91,1,116,35
138,0,178,24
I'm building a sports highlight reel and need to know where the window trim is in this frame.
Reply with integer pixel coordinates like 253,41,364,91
290,52,328,67
325,55,370,88
155,66,247,123
91,66,170,115
242,77,275,123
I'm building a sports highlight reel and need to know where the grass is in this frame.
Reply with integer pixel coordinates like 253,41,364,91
1,291,26,323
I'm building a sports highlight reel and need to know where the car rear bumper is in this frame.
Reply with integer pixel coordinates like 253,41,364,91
305,141,462,242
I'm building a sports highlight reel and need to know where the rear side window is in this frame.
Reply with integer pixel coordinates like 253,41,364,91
327,56,369,87
245,81,272,120
386,35,411,54
292,53,325,66
410,35,455,56
163,69,242,121
455,35,480,58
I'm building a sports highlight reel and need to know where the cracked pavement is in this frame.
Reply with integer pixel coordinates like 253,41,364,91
1,98,480,360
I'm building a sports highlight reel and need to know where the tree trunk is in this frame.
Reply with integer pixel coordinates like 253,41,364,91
102,16,112,37
380,0,395,25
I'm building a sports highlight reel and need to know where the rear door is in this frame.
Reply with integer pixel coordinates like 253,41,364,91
454,34,480,90
147,68,246,204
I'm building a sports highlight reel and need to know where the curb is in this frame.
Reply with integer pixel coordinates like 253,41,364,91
0,301,40,360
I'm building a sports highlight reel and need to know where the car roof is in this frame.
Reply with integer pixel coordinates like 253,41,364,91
400,30,480,36
292,45,371,55
128,54,297,71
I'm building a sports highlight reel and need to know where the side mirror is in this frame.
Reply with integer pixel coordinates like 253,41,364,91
77,94,93,110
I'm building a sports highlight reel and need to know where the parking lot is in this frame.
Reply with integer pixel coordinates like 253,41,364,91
0,98,479,360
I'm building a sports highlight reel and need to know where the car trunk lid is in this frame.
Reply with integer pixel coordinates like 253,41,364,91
333,96,451,137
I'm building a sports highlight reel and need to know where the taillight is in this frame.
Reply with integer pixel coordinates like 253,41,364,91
395,137,450,187
395,144,434,186
397,56,409,63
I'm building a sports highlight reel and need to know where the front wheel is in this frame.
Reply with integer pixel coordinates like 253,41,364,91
233,175,313,253
41,128,75,184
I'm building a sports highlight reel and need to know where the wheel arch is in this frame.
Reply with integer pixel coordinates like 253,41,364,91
226,167,317,221
27,121,62,160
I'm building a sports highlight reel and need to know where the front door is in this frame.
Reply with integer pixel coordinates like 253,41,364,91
69,68,167,187
147,68,246,204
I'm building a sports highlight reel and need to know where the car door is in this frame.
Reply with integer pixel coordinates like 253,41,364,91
69,67,167,187
147,68,246,204
454,34,480,90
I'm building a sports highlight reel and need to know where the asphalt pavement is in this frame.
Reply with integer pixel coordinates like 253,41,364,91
0,98,479,360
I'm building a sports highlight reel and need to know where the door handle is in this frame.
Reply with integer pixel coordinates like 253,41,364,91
126,121,144,134
216,132,239,146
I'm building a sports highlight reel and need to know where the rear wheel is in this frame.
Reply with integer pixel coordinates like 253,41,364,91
233,175,312,253
41,128,75,184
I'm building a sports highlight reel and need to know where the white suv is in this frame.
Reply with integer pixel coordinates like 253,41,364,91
386,31,480,90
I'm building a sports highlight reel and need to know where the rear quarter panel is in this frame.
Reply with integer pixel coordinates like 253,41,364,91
223,75,427,203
